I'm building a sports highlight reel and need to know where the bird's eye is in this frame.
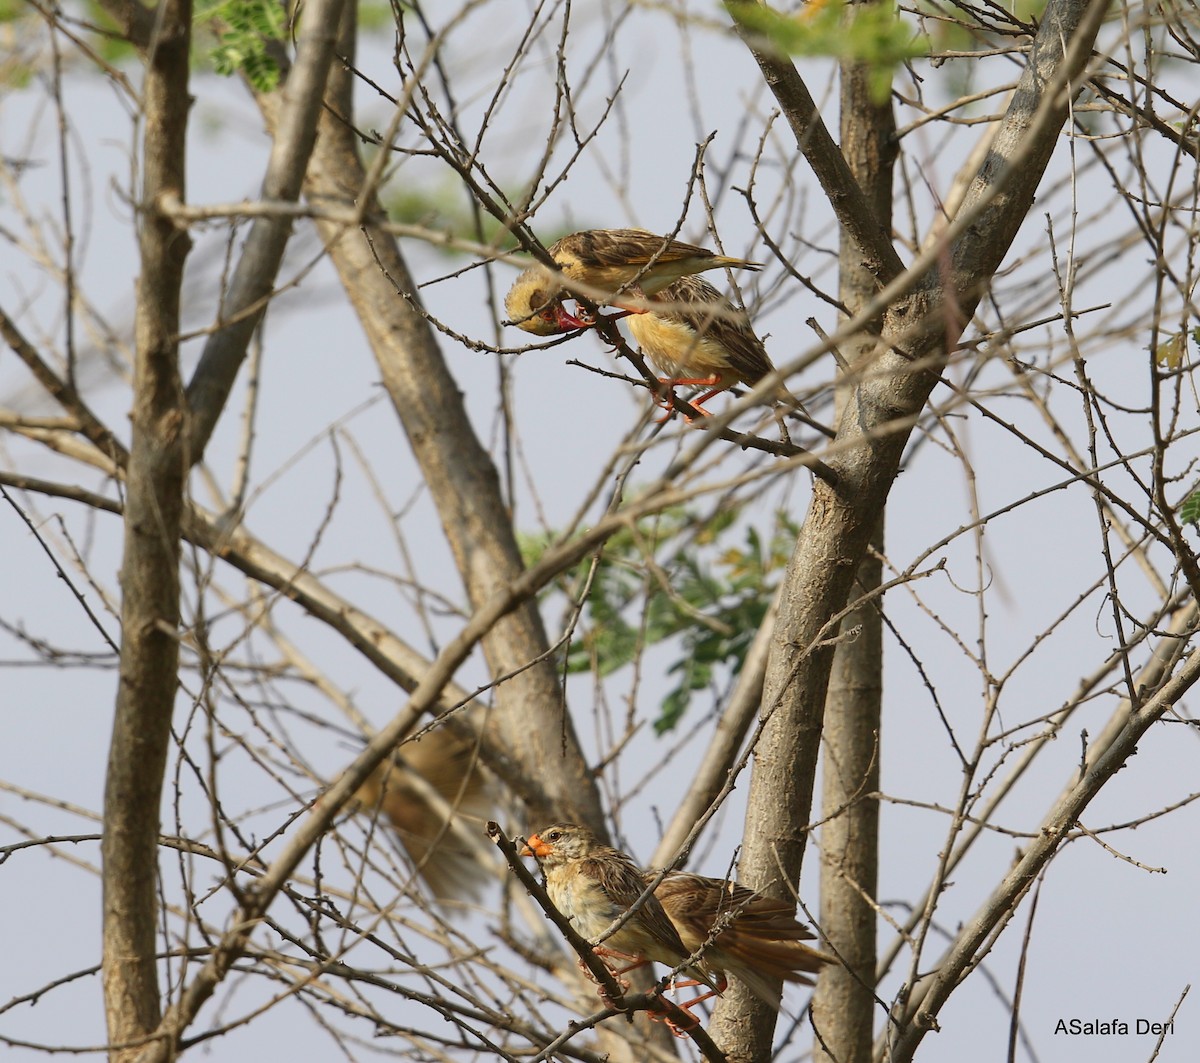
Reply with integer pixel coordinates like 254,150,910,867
547,830,562,841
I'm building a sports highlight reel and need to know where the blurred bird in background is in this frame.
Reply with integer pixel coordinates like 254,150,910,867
350,726,495,904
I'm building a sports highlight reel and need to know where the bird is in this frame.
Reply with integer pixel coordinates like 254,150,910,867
521,824,832,1019
503,268,590,336
504,228,760,337
350,727,494,904
520,823,712,986
625,274,799,416
651,869,832,1008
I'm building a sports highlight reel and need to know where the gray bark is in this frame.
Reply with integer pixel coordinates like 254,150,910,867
710,1,1112,1058
100,1,191,1057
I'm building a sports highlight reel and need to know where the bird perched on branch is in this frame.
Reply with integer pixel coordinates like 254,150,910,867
625,275,799,417
521,824,716,987
504,227,759,336
521,823,830,1018
504,230,797,418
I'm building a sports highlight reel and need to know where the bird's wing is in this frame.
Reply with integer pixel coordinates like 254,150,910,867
658,871,819,941
553,229,719,272
584,850,691,957
656,871,829,985
655,277,774,385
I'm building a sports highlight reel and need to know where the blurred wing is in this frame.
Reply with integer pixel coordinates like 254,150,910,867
353,729,494,904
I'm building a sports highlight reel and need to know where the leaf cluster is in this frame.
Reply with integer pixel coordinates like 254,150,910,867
524,508,798,732
199,0,286,91
729,0,927,101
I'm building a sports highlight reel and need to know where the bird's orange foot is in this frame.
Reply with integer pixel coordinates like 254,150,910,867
666,971,727,1011
647,996,699,1037
654,401,706,425
653,390,706,424
575,956,631,995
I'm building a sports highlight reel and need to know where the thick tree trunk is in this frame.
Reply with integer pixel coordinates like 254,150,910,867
290,4,604,833
711,1,1110,1058
101,3,191,1058
812,15,895,1061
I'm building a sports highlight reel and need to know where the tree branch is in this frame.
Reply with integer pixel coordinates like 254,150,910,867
711,0,1112,1057
184,0,348,461
881,642,1200,1061
291,5,605,831
724,0,905,287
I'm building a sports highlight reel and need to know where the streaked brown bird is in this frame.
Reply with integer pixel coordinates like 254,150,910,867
652,869,831,1007
520,823,714,991
504,227,759,336
521,823,832,1020
626,275,799,416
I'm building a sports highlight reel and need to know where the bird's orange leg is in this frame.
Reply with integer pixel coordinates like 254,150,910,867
688,385,728,410
654,377,721,422
646,994,704,1037
647,971,728,1034
652,385,684,423
577,945,650,1003
594,945,651,976
667,972,728,1012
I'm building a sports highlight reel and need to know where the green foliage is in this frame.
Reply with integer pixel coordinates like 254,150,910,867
1179,486,1200,528
727,0,927,101
0,1,39,86
199,0,286,92
524,508,798,733
358,0,393,32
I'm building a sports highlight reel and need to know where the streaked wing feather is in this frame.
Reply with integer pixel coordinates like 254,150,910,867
655,870,825,970
586,851,690,958
653,277,774,386
555,229,718,271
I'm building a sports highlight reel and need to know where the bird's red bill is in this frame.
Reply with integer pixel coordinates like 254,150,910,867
553,305,593,331
520,834,551,858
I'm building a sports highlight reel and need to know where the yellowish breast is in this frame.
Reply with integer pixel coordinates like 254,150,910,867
628,313,737,384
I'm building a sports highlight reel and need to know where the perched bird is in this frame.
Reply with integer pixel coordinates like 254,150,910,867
540,228,761,296
520,823,713,989
652,869,832,1007
521,824,832,1018
626,275,798,416
504,228,759,337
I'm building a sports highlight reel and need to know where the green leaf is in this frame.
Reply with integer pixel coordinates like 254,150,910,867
727,0,927,102
526,506,798,731
1179,486,1200,527
198,0,286,91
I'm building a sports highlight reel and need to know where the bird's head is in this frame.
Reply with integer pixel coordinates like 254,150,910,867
520,823,595,865
504,268,591,335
